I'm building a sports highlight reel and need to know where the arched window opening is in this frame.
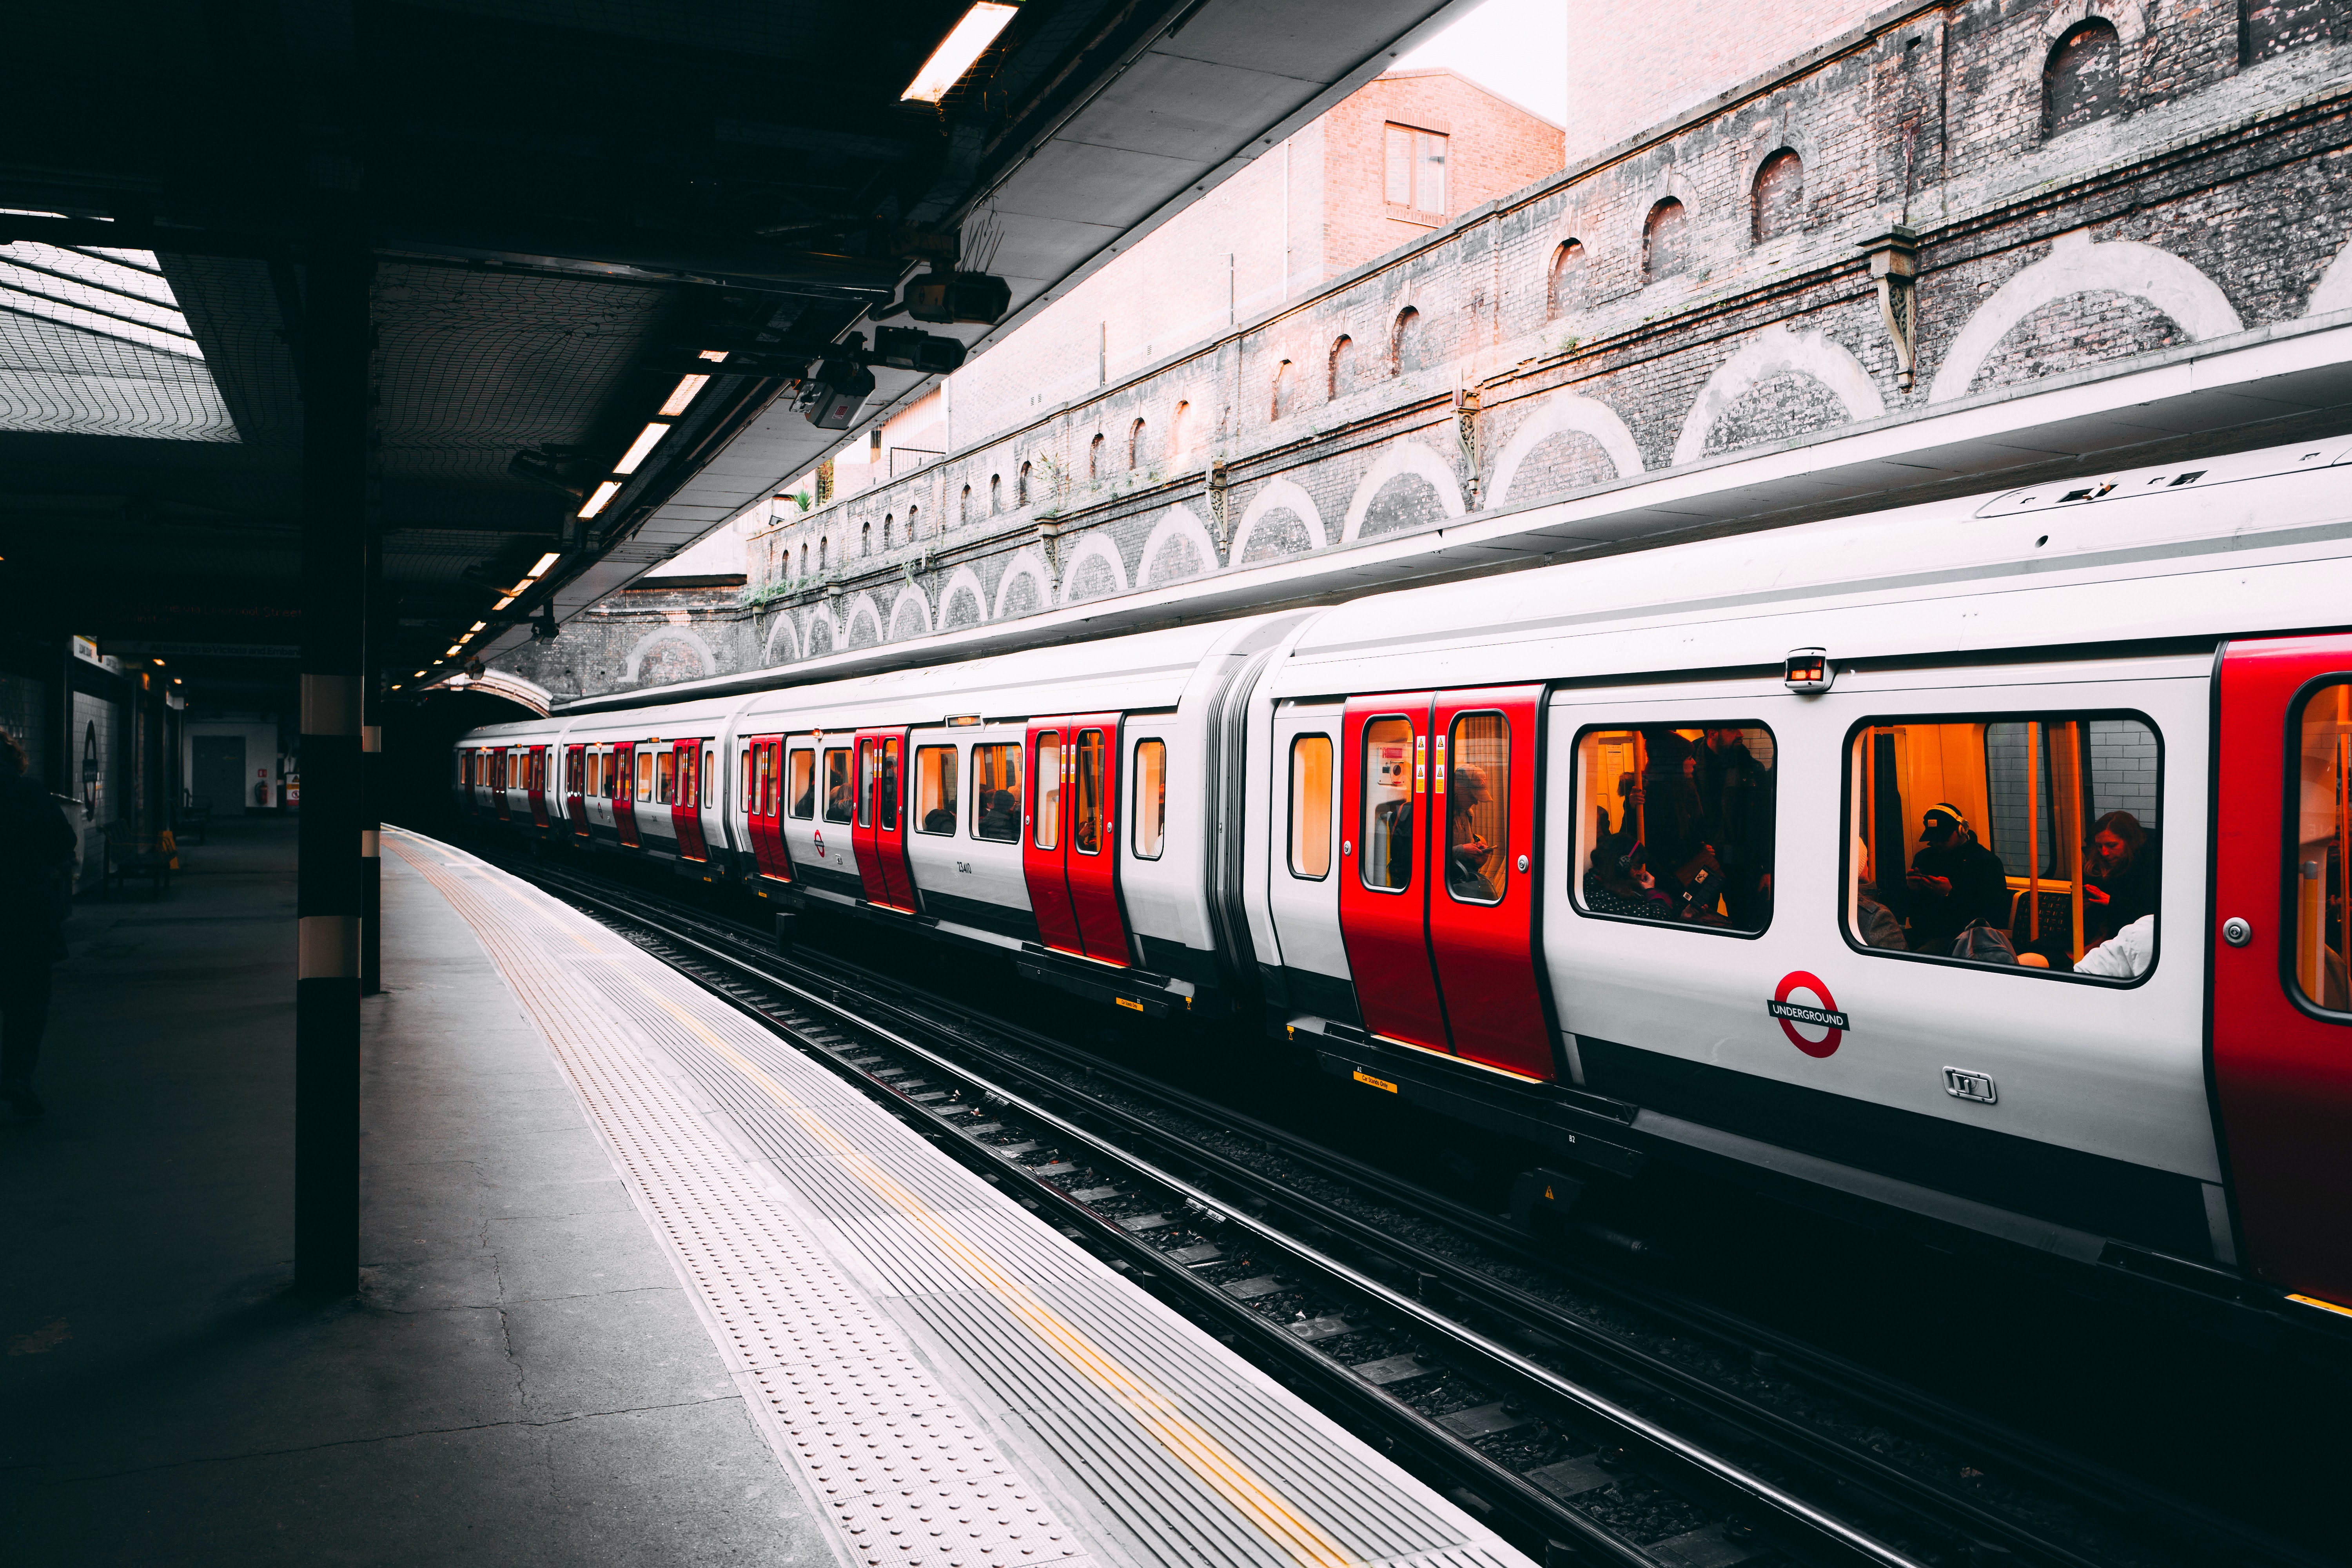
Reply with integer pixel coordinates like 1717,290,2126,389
883,515,894,550
819,536,829,573
989,473,1002,513
1751,151,1803,245
862,521,873,555
1642,200,1687,283
2044,19,2122,138
2244,0,2336,62
1089,433,1105,479
1170,401,1189,454
1128,417,1146,470
1328,336,1355,397
799,542,809,579
960,484,972,523
1547,241,1584,319
1390,309,1424,375
1271,360,1294,421
1017,461,1031,504
907,504,918,539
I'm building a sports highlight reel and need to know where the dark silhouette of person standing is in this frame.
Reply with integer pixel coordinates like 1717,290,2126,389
0,728,76,1118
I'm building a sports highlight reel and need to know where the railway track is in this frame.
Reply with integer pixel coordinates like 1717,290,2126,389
486,848,2323,1568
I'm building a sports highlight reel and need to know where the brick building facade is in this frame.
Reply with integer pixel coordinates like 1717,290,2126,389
496,0,2352,704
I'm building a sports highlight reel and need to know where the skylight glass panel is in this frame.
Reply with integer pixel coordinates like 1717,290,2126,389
0,214,239,441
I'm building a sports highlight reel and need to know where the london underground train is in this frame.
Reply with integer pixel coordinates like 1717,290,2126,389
455,434,2352,1322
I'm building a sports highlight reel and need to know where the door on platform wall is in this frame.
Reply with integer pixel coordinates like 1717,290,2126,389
670,740,706,860
528,745,550,829
854,730,916,911
613,742,640,847
1336,689,1555,1078
192,735,243,815
2214,634,2352,1307
1022,714,1132,965
566,745,589,836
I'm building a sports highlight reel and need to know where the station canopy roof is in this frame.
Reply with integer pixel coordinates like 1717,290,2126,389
0,0,1472,707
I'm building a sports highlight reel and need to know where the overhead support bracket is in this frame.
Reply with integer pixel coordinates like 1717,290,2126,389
1863,227,1921,394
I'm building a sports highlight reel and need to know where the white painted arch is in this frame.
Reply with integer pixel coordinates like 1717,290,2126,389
1340,439,1466,543
842,595,885,648
1137,504,1221,586
2307,235,2352,318
1056,531,1131,604
992,548,1051,621
1673,323,1884,466
1230,476,1327,560
761,610,800,664
1488,393,1644,505
1929,229,2242,403
622,623,718,684
936,564,990,627
886,584,933,641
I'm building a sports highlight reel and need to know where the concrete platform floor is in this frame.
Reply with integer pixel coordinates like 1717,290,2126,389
0,817,819,1565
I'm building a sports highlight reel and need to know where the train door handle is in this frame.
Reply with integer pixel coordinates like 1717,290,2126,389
1516,855,1530,873
2222,916,2252,947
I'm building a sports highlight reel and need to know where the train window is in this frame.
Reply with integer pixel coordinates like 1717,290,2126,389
636,749,654,802
1290,735,1333,878
972,743,1022,841
2292,683,2350,1012
1444,713,1508,905
1846,714,2160,978
1073,730,1105,855
1572,724,1775,933
1132,739,1166,859
789,749,815,818
655,750,675,805
702,746,717,810
1361,717,1416,893
752,746,770,818
915,746,959,835
823,748,853,822
1035,732,1062,850
875,739,902,831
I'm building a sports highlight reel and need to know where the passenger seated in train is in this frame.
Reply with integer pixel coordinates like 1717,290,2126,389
1446,763,1500,902
1374,795,1414,891
2075,913,2154,978
793,766,815,817
1852,836,1908,951
1905,804,2009,954
976,789,1019,841
1583,831,1671,918
2084,810,2159,943
1700,727,1774,928
923,804,955,833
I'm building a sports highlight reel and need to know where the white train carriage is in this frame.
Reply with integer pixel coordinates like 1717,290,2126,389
454,433,2352,1319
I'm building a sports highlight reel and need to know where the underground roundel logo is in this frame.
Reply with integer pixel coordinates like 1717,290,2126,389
1768,971,1848,1058
812,828,825,857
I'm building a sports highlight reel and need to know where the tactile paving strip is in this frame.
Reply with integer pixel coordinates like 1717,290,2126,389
387,833,1531,1568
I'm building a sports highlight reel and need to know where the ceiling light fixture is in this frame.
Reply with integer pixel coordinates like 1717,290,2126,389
468,621,486,632
698,348,730,363
445,644,462,657
527,551,562,578
659,374,708,416
578,479,623,518
414,670,428,678
494,595,515,610
613,422,671,475
902,2,1016,102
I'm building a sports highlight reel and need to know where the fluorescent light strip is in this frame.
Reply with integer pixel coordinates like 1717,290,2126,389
613,421,671,475
698,348,730,363
528,551,561,577
902,3,1017,103
468,621,486,632
659,374,708,416
579,479,623,518
494,595,515,610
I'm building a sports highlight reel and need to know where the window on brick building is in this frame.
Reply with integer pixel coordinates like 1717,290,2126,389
800,542,808,579
960,484,971,523
1089,433,1104,479
1272,360,1294,420
1018,461,1031,504
990,473,1001,513
1329,336,1354,397
1547,241,1584,319
1129,417,1146,469
907,504,918,538
1391,308,1425,374
884,515,895,549
1171,401,1188,453
820,536,829,572
1643,199,1687,284
2044,20,2122,138
862,522,873,555
1384,124,1448,215
2244,0,2336,61
1752,151,1803,245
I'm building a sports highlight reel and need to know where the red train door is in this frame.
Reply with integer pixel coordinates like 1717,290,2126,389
671,740,707,860
1020,716,1130,964
2213,634,2352,1308
613,742,641,848
853,730,916,911
1339,694,1446,1051
527,745,550,829
493,749,512,822
565,745,589,837
1426,687,1552,1079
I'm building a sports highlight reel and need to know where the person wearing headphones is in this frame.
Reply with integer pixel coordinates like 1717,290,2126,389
1905,803,2009,955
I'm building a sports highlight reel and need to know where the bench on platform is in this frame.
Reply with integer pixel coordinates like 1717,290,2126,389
100,823,174,900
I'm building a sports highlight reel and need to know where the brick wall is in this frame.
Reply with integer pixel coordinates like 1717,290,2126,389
493,3,2352,706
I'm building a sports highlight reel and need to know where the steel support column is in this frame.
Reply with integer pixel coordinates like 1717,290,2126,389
295,233,371,1296
359,496,383,996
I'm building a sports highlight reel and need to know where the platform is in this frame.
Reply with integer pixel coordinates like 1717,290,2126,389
2,818,1532,1568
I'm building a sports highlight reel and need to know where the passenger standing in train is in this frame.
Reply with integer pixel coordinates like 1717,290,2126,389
2083,810,2158,942
1445,763,1499,901
1906,805,2009,954
1699,727,1774,928
0,728,75,1120
1637,730,1703,877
